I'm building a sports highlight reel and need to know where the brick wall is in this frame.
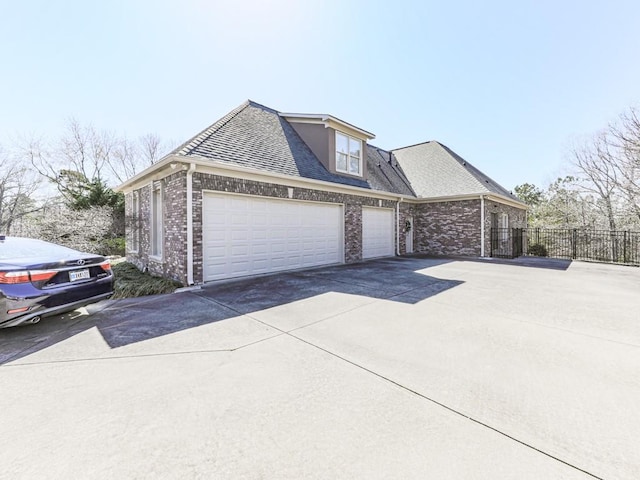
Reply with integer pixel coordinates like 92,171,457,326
398,203,417,255
161,173,187,282
414,200,482,256
192,172,397,283
124,169,523,284
124,171,188,284
484,201,527,256
344,204,362,262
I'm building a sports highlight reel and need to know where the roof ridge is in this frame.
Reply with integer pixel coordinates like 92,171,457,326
172,101,251,156
390,140,436,152
432,142,497,193
246,99,280,114
436,143,518,198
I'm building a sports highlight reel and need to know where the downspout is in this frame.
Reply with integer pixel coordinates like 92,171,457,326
480,195,485,257
396,198,401,256
186,163,196,285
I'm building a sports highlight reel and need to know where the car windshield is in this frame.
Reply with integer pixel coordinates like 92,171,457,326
0,237,84,260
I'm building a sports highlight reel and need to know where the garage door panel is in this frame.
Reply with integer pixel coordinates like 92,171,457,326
203,193,343,282
271,242,286,253
208,229,226,241
231,244,249,255
251,244,268,255
207,246,227,257
362,207,394,259
252,259,269,270
270,228,286,240
252,230,267,241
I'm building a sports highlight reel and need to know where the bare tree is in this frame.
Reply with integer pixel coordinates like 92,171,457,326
569,133,619,231
608,107,640,223
107,133,168,184
108,137,138,185
23,118,118,204
6,118,168,254
21,118,170,197
0,145,42,234
537,176,599,229
138,133,167,166
517,106,640,232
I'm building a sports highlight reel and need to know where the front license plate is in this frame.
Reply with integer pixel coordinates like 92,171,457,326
69,269,90,282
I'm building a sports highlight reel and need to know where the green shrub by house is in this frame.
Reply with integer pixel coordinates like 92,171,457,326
112,262,182,299
528,243,548,257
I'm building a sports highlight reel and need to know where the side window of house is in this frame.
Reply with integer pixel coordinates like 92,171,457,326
336,132,362,176
499,213,509,241
132,192,139,252
151,183,163,257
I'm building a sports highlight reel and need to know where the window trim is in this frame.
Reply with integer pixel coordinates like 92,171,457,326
335,131,363,177
499,213,509,241
129,191,140,253
150,182,163,260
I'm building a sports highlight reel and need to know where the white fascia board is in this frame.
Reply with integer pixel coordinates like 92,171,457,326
115,155,179,193
417,192,527,209
417,193,484,203
279,112,375,139
484,194,529,210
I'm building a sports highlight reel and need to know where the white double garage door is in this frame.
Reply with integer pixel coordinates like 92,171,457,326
203,192,395,282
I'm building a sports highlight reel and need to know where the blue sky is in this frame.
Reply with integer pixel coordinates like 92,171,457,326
2,0,639,191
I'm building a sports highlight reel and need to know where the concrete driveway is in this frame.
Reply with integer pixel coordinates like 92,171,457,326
1,256,639,479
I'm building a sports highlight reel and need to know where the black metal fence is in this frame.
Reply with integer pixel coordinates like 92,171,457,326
490,228,524,259
490,228,640,266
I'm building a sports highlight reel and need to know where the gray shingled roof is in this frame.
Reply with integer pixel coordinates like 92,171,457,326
366,145,415,196
171,101,414,196
392,141,521,201
170,101,519,202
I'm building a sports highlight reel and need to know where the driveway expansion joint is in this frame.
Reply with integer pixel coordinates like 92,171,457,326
0,348,239,367
285,332,606,480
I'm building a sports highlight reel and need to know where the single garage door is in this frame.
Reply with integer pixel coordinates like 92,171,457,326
362,207,395,259
202,193,343,281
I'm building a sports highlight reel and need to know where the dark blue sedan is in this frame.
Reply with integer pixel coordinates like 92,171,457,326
0,236,114,328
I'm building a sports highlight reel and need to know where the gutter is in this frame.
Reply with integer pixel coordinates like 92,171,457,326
186,163,196,285
396,199,401,256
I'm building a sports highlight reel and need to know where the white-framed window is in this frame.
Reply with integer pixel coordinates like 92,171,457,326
499,213,509,241
336,131,362,176
131,192,140,252
150,183,163,258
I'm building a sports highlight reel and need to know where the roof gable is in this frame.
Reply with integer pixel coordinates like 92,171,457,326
171,100,414,195
392,141,520,201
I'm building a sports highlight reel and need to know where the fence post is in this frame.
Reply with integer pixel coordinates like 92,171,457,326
490,228,493,257
624,231,628,264
572,229,577,259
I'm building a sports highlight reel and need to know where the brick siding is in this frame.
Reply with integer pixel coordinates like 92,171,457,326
398,203,417,255
124,170,526,284
484,201,527,256
414,200,482,256
125,171,188,284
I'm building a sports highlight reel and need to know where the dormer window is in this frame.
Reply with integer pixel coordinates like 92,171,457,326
336,131,362,176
